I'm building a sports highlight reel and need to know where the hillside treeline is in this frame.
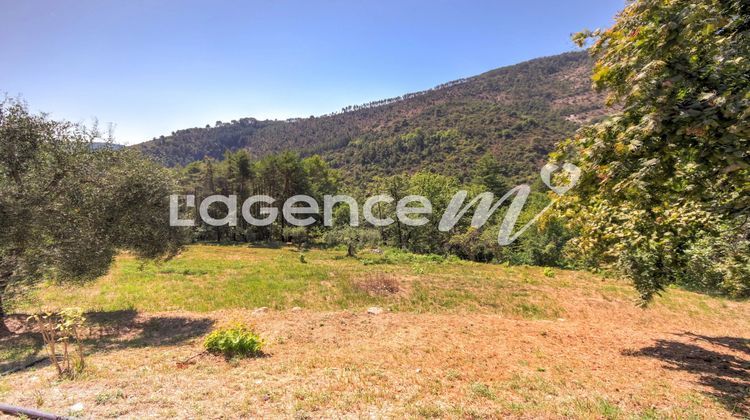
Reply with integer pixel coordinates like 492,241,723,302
177,150,570,268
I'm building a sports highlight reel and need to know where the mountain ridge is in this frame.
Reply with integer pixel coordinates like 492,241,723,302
136,51,609,182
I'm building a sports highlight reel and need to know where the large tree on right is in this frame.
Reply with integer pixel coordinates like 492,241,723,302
553,0,749,301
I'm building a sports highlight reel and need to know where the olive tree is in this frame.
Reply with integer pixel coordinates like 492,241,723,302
553,0,749,301
0,99,187,333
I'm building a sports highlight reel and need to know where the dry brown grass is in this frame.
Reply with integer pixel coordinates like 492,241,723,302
2,300,749,418
353,273,403,297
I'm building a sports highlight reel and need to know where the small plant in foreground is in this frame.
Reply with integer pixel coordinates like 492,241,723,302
95,389,125,405
28,308,87,378
470,382,496,399
543,267,555,278
204,324,265,358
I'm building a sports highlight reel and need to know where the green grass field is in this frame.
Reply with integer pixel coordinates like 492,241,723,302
22,244,741,321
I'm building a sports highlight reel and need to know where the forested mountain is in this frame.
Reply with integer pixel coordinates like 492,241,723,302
136,51,608,182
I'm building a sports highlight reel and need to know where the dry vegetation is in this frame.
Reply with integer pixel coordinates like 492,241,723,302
1,245,748,418
353,273,403,297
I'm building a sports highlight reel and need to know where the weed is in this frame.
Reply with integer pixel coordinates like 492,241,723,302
597,398,622,419
34,390,44,407
416,404,444,418
513,303,545,319
204,324,264,358
637,407,661,419
470,382,496,399
95,389,125,405
445,369,461,381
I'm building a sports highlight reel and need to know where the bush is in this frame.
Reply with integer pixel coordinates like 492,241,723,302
204,324,264,358
283,226,310,250
501,216,573,268
445,228,497,263
28,308,87,378
322,226,381,256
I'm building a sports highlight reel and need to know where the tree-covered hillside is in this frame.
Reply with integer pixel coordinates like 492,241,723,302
136,52,607,182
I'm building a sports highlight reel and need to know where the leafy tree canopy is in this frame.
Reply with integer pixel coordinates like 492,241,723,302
555,0,749,301
0,99,187,333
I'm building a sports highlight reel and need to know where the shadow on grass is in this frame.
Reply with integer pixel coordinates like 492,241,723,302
680,332,750,357
1,310,214,374
623,333,750,416
83,309,215,349
0,323,45,373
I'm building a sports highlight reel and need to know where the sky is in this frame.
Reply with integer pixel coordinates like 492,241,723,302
1,0,625,145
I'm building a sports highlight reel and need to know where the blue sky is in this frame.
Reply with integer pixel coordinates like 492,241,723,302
1,0,624,145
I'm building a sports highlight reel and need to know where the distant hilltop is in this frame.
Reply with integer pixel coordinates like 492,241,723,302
135,51,609,183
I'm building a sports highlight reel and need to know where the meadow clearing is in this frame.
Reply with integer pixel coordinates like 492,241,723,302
1,244,748,418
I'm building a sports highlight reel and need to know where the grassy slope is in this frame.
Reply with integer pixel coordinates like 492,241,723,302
23,244,738,319
3,245,749,418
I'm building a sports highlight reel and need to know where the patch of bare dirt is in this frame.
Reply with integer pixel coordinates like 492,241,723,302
353,273,402,297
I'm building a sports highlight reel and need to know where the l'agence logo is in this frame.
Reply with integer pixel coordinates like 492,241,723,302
170,163,581,246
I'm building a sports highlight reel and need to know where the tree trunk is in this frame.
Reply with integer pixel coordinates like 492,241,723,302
0,292,11,336
0,256,17,336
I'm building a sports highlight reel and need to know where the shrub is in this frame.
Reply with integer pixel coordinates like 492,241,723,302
445,228,497,263
543,267,556,278
204,324,264,358
28,308,87,378
322,227,381,257
283,226,309,250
